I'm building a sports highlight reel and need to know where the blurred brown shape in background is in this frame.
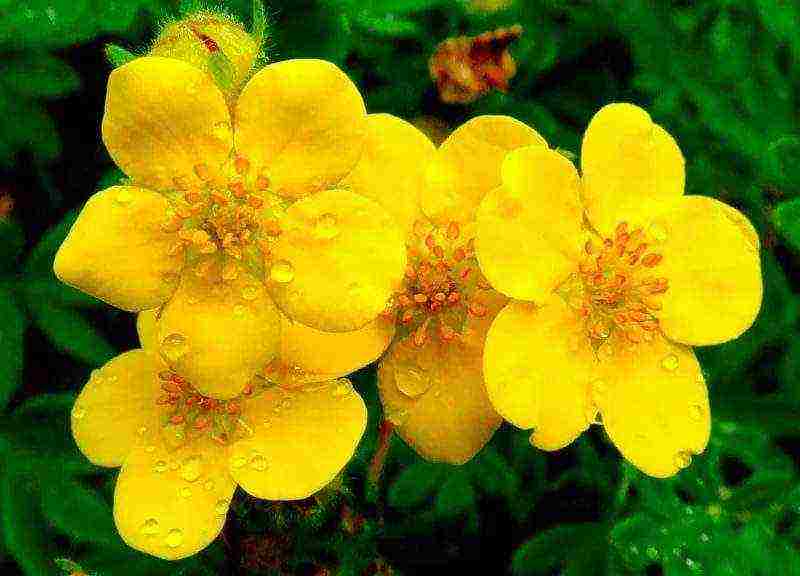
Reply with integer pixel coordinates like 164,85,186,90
429,24,523,104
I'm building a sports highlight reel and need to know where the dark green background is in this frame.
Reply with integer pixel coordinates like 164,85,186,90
0,0,798,574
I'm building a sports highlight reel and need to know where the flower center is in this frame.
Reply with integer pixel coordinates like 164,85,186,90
385,219,493,346
559,222,669,351
161,156,286,280
155,369,256,446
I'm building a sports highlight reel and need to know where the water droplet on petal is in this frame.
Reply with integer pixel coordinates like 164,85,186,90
332,379,352,398
385,406,409,425
73,406,86,420
154,460,168,473
661,354,679,371
137,426,148,436
396,366,433,398
203,480,215,491
214,499,228,516
674,451,692,469
161,333,189,363
249,454,268,471
141,518,159,536
115,189,134,205
314,213,339,240
649,223,668,242
179,486,192,498
269,260,295,283
165,528,183,548
144,445,156,453
241,285,259,301
233,304,246,317
180,455,202,482
232,455,247,469
688,404,704,421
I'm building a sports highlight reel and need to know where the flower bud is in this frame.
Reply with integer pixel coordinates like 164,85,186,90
150,11,260,98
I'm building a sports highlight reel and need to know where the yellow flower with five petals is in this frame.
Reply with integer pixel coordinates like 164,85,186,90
474,103,762,477
55,38,411,559
338,114,560,464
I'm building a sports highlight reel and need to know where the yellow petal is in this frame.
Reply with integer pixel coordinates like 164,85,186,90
649,195,762,346
421,115,546,226
475,146,584,302
229,380,367,500
581,103,685,236
156,267,281,400
378,338,501,464
341,113,435,235
234,59,367,199
279,314,395,383
102,57,232,190
54,186,183,312
598,337,710,478
267,189,407,332
113,437,236,560
137,309,159,351
71,350,162,467
482,299,594,449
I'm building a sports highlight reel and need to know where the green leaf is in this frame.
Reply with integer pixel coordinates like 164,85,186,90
23,208,78,277
0,289,26,410
252,0,267,47
0,217,24,271
208,50,236,92
28,305,115,366
0,53,80,98
512,523,608,576
772,197,800,252
433,474,476,519
21,278,102,308
41,481,117,546
105,43,138,68
387,461,446,508
353,13,421,37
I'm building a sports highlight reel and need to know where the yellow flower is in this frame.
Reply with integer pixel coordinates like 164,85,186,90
54,54,408,397
338,114,557,464
55,48,411,559
72,321,365,560
474,103,763,477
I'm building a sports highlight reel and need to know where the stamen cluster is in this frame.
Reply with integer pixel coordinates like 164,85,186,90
156,369,254,445
385,220,492,347
161,156,285,279
565,222,669,349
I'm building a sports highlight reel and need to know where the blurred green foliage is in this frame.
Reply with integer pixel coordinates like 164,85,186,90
0,0,798,574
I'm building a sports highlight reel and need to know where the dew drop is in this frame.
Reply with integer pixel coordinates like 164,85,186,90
661,354,679,372
233,304,246,317
269,260,295,284
115,189,134,205
180,455,202,482
140,518,160,536
249,454,268,471
73,406,86,420
165,528,183,548
203,480,215,491
179,486,192,499
137,426,148,436
396,366,433,398
231,455,247,469
144,445,156,453
646,546,659,560
688,404,704,421
649,223,668,242
161,333,189,363
674,451,692,469
385,406,409,425
332,379,352,398
154,460,168,473
214,499,228,516
314,213,339,240
241,285,259,301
